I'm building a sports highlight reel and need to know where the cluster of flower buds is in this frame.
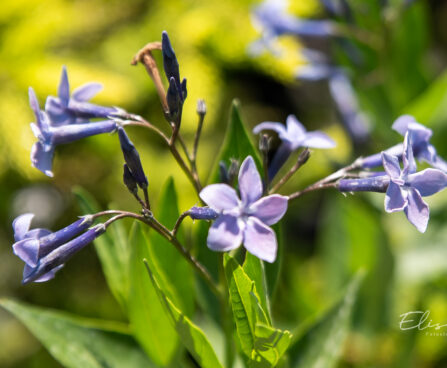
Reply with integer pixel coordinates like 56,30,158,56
12,214,106,284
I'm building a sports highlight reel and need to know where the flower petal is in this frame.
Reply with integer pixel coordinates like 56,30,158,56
243,217,277,263
402,132,417,176
13,238,40,267
384,181,407,213
45,96,74,126
249,194,288,225
303,131,336,149
31,142,54,177
253,122,288,140
22,264,64,284
238,156,263,206
391,115,417,136
58,66,70,107
207,215,244,252
381,152,401,179
404,188,429,233
34,264,64,283
200,184,240,211
72,83,103,102
13,213,34,241
407,168,447,196
286,115,306,142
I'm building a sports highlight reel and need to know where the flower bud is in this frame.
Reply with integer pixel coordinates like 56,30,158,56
123,164,138,194
189,206,218,220
197,99,206,116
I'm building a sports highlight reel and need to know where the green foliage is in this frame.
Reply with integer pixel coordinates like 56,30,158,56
127,222,179,366
143,259,224,368
289,272,364,368
74,187,130,311
0,299,154,368
224,254,291,367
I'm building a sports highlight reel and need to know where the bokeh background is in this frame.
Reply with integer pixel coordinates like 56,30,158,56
2,0,447,366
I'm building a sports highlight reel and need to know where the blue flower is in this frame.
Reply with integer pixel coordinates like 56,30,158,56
45,66,119,126
253,115,335,179
340,132,447,232
29,87,117,177
21,224,106,284
199,156,288,263
12,213,94,268
360,115,447,171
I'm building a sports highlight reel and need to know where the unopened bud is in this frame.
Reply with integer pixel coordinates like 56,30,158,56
259,134,269,153
197,99,206,116
123,164,138,194
219,161,229,184
189,206,218,220
228,159,239,186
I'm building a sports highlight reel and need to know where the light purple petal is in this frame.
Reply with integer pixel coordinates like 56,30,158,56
408,122,432,145
207,215,244,251
303,131,336,149
28,87,41,121
249,194,288,225
13,238,40,267
243,217,277,263
45,96,74,126
407,169,447,196
26,228,52,238
238,156,263,206
384,181,407,213
381,152,401,180
404,188,429,233
72,83,103,102
13,213,34,241
391,115,417,136
402,132,416,176
31,142,54,177
432,155,447,172
200,184,239,211
34,264,64,282
58,66,70,107
286,115,306,141
253,122,288,140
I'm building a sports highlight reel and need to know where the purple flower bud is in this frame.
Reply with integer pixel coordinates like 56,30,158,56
162,31,181,91
167,77,181,125
22,224,106,284
189,207,219,220
338,176,389,193
12,214,94,268
117,126,148,189
123,163,138,194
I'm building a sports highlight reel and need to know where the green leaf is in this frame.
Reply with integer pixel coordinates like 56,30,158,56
208,99,262,183
224,254,291,366
73,187,129,311
243,252,271,325
127,222,179,366
251,323,292,368
0,299,154,368
143,259,224,368
289,272,364,368
148,177,195,317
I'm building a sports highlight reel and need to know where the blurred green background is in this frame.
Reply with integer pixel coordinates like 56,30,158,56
2,0,447,366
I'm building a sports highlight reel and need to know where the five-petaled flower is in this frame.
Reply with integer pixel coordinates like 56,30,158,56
45,66,119,126
199,156,288,263
381,132,447,232
253,114,335,179
29,87,117,177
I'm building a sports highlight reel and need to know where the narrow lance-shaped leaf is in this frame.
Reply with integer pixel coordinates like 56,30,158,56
289,272,364,368
0,299,155,368
73,187,129,311
127,222,179,366
143,259,225,368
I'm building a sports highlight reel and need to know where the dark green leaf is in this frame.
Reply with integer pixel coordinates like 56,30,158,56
127,222,178,366
73,187,129,311
144,259,224,368
0,299,154,368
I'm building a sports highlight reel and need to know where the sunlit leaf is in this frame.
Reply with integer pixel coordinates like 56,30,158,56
144,259,224,368
0,299,154,368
